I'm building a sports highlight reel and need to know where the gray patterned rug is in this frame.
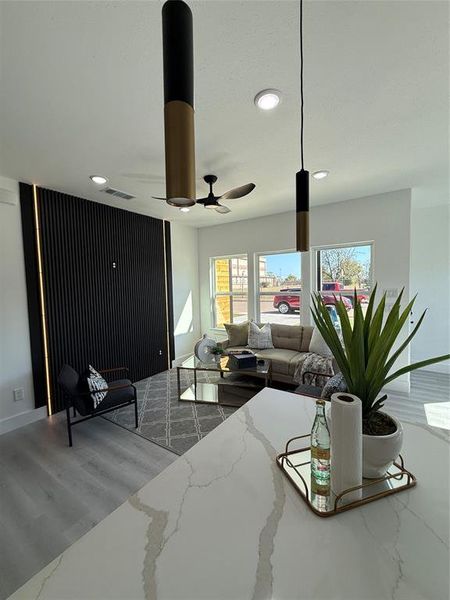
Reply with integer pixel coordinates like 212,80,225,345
103,368,241,455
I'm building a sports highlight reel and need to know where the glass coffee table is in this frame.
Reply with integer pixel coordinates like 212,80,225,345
177,354,272,407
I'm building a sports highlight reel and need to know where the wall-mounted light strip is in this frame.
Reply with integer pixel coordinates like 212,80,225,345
162,220,172,370
32,185,52,416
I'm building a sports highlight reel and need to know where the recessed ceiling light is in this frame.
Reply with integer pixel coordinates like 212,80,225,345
312,170,329,180
179,207,190,213
90,175,108,185
254,89,282,111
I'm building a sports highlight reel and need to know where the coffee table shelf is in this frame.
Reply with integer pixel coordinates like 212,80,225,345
177,354,272,407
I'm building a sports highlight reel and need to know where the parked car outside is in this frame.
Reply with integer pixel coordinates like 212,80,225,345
322,281,369,305
321,293,352,310
273,288,352,314
322,281,344,292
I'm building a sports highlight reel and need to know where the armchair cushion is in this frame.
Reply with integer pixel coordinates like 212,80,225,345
95,379,134,411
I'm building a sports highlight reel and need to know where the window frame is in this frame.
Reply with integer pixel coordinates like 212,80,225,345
315,241,374,293
254,249,302,323
210,254,249,329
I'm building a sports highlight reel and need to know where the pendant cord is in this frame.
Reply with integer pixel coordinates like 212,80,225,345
300,0,304,171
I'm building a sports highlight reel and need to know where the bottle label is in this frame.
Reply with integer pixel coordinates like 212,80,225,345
311,478,330,496
311,446,330,461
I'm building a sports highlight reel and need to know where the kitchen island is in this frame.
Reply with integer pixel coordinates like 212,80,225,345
10,388,449,600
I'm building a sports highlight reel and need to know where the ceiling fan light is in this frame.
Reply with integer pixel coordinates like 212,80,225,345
166,197,196,208
204,203,217,210
179,206,190,213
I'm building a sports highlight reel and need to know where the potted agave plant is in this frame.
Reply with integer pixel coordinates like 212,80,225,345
311,286,450,478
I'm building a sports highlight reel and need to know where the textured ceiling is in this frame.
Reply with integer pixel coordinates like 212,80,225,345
0,1,448,227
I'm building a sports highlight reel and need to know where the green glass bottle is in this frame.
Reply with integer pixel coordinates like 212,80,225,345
310,399,331,496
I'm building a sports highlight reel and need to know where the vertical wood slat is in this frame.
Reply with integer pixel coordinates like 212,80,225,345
36,186,169,413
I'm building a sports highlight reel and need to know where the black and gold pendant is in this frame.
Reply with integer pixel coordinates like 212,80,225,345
296,168,309,252
162,0,196,207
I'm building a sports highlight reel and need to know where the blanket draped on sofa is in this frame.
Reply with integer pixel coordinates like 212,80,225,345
293,353,334,388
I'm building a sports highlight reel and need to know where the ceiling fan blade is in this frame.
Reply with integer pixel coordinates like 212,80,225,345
215,205,231,214
152,196,167,200
219,183,255,201
195,197,209,205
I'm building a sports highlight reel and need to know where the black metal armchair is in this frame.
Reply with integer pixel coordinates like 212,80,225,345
294,370,334,399
57,364,138,446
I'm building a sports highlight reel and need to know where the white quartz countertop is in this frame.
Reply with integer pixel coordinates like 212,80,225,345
10,388,449,600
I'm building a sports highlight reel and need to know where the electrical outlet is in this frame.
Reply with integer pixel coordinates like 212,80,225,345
13,388,24,402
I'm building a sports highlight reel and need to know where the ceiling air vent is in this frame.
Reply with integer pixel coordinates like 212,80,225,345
102,187,135,200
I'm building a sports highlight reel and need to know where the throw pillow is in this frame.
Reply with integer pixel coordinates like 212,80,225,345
224,321,249,347
86,365,108,409
321,372,347,400
247,322,274,350
309,327,333,358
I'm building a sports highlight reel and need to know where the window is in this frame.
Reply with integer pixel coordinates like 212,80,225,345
256,252,302,324
316,243,373,328
211,255,248,328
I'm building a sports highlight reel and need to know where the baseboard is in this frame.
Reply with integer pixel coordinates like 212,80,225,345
171,352,192,368
0,406,47,435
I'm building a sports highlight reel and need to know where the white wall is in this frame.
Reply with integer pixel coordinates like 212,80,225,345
410,185,450,373
0,177,45,433
304,189,411,326
170,222,201,362
198,189,412,390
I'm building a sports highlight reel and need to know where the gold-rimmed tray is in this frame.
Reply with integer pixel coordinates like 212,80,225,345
276,434,417,517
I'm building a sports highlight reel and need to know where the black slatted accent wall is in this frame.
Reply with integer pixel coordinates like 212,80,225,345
32,186,169,413
19,183,47,408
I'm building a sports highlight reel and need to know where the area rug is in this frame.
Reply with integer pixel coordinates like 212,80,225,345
103,368,240,455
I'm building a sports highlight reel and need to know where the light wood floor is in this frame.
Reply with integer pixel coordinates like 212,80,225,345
0,414,176,600
0,370,448,599
387,370,449,426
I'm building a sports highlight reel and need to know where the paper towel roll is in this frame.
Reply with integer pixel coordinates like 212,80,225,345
331,392,362,505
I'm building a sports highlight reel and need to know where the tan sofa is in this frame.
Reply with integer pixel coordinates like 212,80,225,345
220,323,317,385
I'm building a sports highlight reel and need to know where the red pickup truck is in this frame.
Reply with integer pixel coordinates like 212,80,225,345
273,288,352,314
322,282,369,304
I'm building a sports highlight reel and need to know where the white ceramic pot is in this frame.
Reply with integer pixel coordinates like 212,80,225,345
362,412,403,479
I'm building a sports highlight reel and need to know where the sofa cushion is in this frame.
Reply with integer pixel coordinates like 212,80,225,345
270,324,303,351
224,322,249,347
255,348,301,376
300,326,314,352
309,327,332,357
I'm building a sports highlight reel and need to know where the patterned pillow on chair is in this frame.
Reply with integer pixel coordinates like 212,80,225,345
86,365,108,409
320,372,347,400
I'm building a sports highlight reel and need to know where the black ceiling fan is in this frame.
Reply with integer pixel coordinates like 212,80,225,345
153,174,255,214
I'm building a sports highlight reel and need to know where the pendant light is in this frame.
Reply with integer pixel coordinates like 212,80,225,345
296,0,309,252
162,0,196,207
